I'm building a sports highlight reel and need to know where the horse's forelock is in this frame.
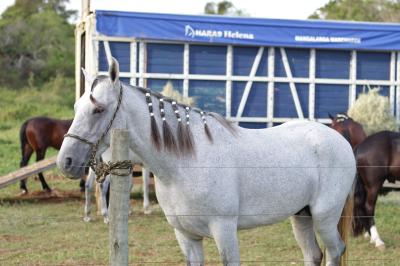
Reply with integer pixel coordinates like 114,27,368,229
90,75,109,93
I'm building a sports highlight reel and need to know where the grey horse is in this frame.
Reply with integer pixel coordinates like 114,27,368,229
57,58,356,266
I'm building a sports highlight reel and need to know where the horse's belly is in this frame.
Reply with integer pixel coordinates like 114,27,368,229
237,168,317,229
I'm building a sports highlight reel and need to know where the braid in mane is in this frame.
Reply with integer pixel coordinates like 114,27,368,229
171,101,187,154
145,92,161,150
183,106,195,154
159,98,178,154
200,111,213,143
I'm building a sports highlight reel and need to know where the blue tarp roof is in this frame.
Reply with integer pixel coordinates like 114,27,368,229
96,10,400,51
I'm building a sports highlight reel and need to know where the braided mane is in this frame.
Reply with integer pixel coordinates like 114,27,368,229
133,85,236,156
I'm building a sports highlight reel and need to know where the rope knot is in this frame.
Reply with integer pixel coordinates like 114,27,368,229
94,160,133,183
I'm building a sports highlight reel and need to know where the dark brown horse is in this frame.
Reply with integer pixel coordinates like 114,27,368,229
329,113,367,149
20,116,72,193
353,131,400,250
329,113,395,250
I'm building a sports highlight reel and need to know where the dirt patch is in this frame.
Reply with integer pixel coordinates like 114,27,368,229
0,234,26,242
0,188,84,204
17,188,83,201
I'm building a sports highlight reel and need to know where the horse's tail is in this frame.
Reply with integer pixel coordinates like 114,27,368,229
338,180,355,266
352,172,367,236
19,119,30,167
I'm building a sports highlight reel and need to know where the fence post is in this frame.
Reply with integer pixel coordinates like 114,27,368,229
109,129,131,266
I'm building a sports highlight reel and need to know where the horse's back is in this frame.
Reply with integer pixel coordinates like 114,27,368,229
24,116,71,149
238,120,354,164
356,130,400,180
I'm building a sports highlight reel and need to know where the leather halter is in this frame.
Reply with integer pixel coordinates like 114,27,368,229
64,83,124,173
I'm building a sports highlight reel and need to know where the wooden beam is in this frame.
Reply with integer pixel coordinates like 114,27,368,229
235,47,264,120
0,156,57,189
280,48,304,119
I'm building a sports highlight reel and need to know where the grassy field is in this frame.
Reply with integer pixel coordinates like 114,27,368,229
0,176,399,265
0,82,399,265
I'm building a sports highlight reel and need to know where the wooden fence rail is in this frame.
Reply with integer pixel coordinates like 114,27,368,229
0,156,57,189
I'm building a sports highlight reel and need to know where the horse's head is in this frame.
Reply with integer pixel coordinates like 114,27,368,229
57,58,125,178
329,113,350,132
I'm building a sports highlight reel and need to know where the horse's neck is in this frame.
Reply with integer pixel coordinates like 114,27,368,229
123,87,181,176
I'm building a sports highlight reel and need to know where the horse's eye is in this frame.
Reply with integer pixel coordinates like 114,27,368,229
93,107,104,114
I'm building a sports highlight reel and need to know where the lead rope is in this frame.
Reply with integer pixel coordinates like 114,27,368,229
94,160,133,183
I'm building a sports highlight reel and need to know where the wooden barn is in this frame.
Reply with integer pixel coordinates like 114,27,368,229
76,10,400,128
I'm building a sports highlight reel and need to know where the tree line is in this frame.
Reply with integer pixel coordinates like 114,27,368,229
0,0,75,88
1,0,400,89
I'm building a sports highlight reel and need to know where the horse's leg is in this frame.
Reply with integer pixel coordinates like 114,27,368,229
142,167,151,214
365,185,385,249
210,220,240,266
79,177,86,192
290,215,322,266
19,145,33,194
128,174,133,216
174,229,204,266
313,209,345,266
100,175,110,224
95,182,102,215
84,168,96,222
36,149,51,192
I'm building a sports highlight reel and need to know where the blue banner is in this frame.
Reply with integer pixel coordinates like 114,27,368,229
96,10,400,51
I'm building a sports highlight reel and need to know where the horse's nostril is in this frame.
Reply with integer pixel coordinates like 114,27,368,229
65,157,72,168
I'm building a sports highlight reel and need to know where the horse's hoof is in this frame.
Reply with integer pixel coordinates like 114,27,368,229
83,216,92,222
364,232,370,239
19,190,28,196
144,207,152,215
103,217,109,224
376,243,385,251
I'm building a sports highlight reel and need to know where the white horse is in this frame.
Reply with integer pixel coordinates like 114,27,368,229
57,58,356,266
83,140,152,223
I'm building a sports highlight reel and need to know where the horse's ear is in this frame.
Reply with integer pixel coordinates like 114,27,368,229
328,113,334,120
81,68,94,88
109,57,119,84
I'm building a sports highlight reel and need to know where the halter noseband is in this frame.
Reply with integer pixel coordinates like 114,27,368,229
64,83,131,182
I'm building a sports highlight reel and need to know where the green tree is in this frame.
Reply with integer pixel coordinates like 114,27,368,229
0,0,76,88
204,1,248,16
309,0,400,22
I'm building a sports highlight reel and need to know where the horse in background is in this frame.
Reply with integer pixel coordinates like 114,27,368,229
329,113,367,149
353,131,400,250
19,116,76,193
329,113,396,250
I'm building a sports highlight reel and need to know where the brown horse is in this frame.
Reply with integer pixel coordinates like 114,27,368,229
19,116,72,193
329,113,367,149
353,131,400,250
330,113,395,250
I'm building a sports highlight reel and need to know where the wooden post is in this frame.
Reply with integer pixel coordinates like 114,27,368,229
109,129,131,266
81,0,90,19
